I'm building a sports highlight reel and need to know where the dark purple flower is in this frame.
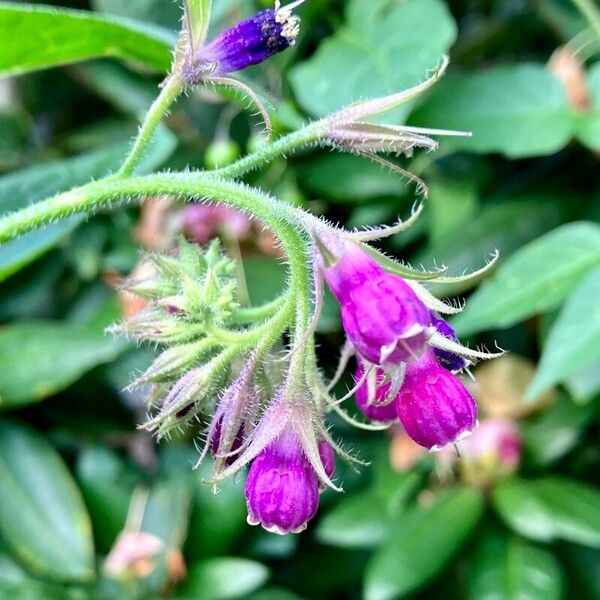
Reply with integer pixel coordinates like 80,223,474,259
185,4,301,81
396,351,477,451
431,314,469,373
354,363,398,423
245,428,319,534
323,242,432,365
211,418,244,466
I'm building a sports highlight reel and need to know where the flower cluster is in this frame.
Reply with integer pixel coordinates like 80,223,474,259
111,0,503,536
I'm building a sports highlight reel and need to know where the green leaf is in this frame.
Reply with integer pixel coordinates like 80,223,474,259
526,267,600,400
0,321,126,408
562,544,600,599
521,393,598,466
468,534,563,600
0,421,94,582
288,0,457,118
0,127,177,281
364,488,484,600
298,154,406,203
452,222,600,336
0,3,174,77
76,446,136,554
176,558,269,600
416,195,568,296
493,478,600,547
576,63,600,150
317,473,421,549
92,0,182,30
411,64,573,157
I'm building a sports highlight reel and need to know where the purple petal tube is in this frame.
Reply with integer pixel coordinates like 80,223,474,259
396,352,477,451
318,440,336,480
431,314,469,373
191,9,298,78
323,242,431,365
245,429,319,534
354,364,398,423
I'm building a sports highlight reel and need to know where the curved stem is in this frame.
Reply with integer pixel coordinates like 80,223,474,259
117,75,184,178
230,296,287,323
572,0,600,39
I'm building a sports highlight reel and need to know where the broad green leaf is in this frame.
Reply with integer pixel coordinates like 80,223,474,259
0,126,177,281
411,64,573,157
76,446,137,554
576,63,600,150
521,393,598,466
0,421,94,582
493,478,600,547
176,558,269,600
417,195,567,296
468,534,563,600
0,321,125,408
364,488,484,600
288,0,457,118
317,473,421,549
452,222,600,335
0,3,174,77
92,0,182,30
526,267,600,400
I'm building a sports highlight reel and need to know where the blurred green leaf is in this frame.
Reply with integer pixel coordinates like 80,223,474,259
0,127,176,281
417,196,567,296
453,222,600,335
562,544,600,599
0,421,94,582
521,393,598,466
577,63,600,151
468,534,563,600
527,267,600,400
289,0,456,118
364,488,484,600
92,0,181,30
411,64,573,157
0,321,126,408
0,4,174,77
317,472,421,549
76,446,136,554
298,154,405,203
186,459,247,558
175,557,269,600
493,478,600,547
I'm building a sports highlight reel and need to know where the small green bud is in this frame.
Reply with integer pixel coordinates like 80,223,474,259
204,139,241,169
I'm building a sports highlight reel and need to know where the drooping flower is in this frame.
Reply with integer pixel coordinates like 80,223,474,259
183,203,253,245
245,427,320,534
430,314,469,373
395,351,478,451
322,241,432,366
354,362,398,423
183,1,303,83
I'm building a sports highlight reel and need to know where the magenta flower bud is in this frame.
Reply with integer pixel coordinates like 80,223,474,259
396,352,477,451
460,419,521,471
210,418,244,466
183,204,252,245
354,364,398,423
245,428,319,534
323,242,432,365
431,314,469,373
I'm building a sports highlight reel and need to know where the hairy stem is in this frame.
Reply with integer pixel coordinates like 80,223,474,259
117,75,185,178
572,0,600,39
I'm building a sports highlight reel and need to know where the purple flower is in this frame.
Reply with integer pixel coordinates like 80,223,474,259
211,418,244,466
431,315,469,373
396,351,477,451
245,428,320,534
184,3,301,81
322,242,432,365
318,440,336,481
354,363,398,423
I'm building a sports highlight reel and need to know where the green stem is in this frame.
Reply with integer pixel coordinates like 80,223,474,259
572,0,600,39
231,296,287,323
117,75,184,178
214,123,322,179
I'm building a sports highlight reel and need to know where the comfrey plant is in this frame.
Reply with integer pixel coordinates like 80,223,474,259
0,0,502,534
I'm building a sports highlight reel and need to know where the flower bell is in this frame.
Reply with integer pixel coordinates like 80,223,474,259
245,427,321,534
431,314,469,373
322,241,432,365
395,351,478,451
183,1,303,83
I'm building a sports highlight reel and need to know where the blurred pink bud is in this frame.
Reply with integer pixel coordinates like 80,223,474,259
183,204,253,245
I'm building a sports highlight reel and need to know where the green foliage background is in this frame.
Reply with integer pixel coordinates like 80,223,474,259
0,0,599,598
